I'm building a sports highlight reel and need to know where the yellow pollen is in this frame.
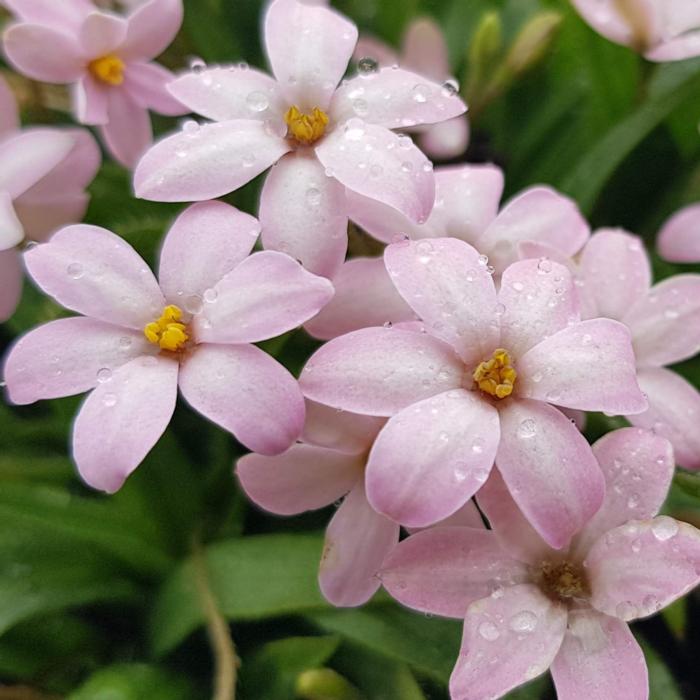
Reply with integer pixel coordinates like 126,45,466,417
472,348,517,399
144,305,189,352
89,54,126,86
539,561,588,601
284,105,329,145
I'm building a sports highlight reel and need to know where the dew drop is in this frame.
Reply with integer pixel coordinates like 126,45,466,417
184,294,203,314
441,78,459,97
401,161,414,173
412,84,429,103
651,516,678,541
517,419,537,439
478,621,500,641
96,367,112,383
67,263,84,279
352,98,369,116
344,118,366,141
203,288,218,304
246,90,269,112
358,57,379,75
118,336,132,350
189,57,206,73
627,494,640,509
102,392,117,407
509,611,538,633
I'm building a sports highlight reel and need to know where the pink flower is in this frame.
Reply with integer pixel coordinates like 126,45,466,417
571,0,700,61
0,75,100,321
381,428,700,700
354,17,470,159
300,237,647,548
657,202,700,263
524,229,700,470
306,163,590,339
2,0,187,167
133,0,466,277
3,201,333,492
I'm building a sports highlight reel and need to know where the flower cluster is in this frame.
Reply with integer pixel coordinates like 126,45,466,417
2,1,700,699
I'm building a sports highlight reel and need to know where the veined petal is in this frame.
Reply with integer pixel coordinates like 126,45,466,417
657,203,700,263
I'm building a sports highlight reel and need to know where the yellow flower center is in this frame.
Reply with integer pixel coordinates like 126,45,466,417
284,105,329,145
539,561,589,602
89,54,126,86
144,305,189,352
472,348,517,399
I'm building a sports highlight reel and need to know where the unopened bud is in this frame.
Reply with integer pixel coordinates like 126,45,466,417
505,12,563,76
296,668,363,700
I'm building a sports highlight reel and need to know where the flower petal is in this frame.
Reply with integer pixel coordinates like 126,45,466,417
302,400,384,454
657,202,700,263
100,90,153,168
4,317,152,405
366,389,499,527
2,0,93,32
496,399,605,549
551,610,648,700
134,120,290,202
352,34,398,67
646,31,700,62
0,250,22,322
300,326,463,416
381,527,528,618
236,444,361,515
73,75,109,125
23,225,165,328
517,319,647,414
260,152,348,278
587,517,700,620
0,193,23,250
450,584,567,700
193,250,333,344
418,115,469,160
315,124,434,224
167,66,284,122
330,68,466,129
304,256,414,340
579,229,651,321
624,274,700,367
264,0,357,109
73,354,178,493
124,62,187,116
13,192,89,244
384,237,499,364
628,367,700,471
178,343,304,455
158,201,259,303
79,11,128,58
320,481,399,606
498,259,579,357
120,0,184,62
569,0,654,47
401,17,450,79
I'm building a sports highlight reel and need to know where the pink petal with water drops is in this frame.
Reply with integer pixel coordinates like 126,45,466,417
450,584,567,700
353,34,399,68
73,354,178,493
124,63,187,116
657,203,700,263
0,250,22,322
319,481,399,607
300,326,463,416
366,389,499,528
381,527,528,619
120,0,184,62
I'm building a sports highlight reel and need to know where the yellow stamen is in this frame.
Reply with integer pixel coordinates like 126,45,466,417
472,348,517,399
89,54,126,86
144,305,189,352
284,105,329,145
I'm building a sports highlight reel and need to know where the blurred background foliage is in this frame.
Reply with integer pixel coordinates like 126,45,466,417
1,0,700,698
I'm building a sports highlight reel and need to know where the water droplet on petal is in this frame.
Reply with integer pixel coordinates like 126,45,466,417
246,90,269,112
441,78,459,97
184,294,203,314
478,621,500,641
67,263,84,279
102,392,117,407
96,367,112,383
509,611,538,633
358,57,379,75
412,84,429,103
203,288,218,304
189,57,206,73
651,516,679,541
306,187,322,206
517,419,537,439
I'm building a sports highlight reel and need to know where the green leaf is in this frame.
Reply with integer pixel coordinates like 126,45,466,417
673,470,700,500
641,642,684,700
150,533,329,656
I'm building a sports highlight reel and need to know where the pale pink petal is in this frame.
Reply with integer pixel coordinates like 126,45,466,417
0,193,23,250
330,68,466,129
579,229,651,321
0,77,19,136
344,191,429,243
478,187,590,274
551,610,648,700
418,116,469,160
300,326,463,416
320,481,399,606
496,399,605,550
587,517,700,620
384,237,499,364
260,152,348,278
646,31,700,61
353,34,398,67
193,251,333,344
430,500,484,529
301,400,384,454
450,584,567,700
315,124,434,224
73,75,109,125
623,275,700,367
124,62,187,116
366,389,499,527
517,319,647,414
569,0,656,47
402,17,450,79
561,407,588,431
574,427,675,554
628,367,700,471
100,90,152,168
3,24,85,83
79,12,127,58
304,257,414,340
2,0,93,32
13,192,89,244
178,343,304,455
134,120,290,201
23,225,165,328
264,0,357,109
3,317,151,405
498,259,579,357
477,469,552,564
0,250,22,322
157,201,259,303
381,527,528,618
120,0,184,62
236,445,361,515
167,66,285,122
657,203,700,262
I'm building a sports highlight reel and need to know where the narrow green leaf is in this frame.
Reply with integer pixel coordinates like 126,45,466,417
641,641,684,700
